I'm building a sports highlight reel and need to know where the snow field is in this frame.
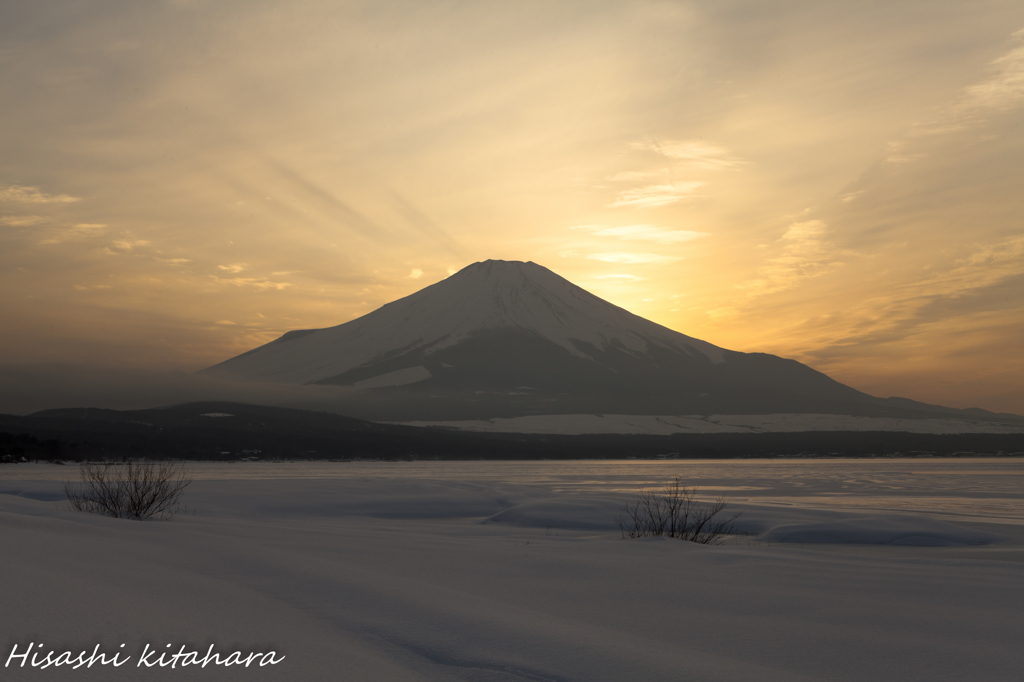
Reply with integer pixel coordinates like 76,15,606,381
1,462,1023,681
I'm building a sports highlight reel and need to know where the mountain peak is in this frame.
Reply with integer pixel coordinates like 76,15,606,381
205,259,724,385
202,260,992,422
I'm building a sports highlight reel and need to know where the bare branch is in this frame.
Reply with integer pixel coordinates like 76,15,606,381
618,476,741,545
63,461,193,520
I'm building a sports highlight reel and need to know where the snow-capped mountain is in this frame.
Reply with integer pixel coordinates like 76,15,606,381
203,260,981,421
208,260,724,384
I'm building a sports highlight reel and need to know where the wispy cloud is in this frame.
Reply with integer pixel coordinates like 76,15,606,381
572,224,708,244
594,273,643,281
739,220,843,297
603,139,739,209
922,234,1024,297
217,263,247,273
35,223,108,244
921,31,1024,134
607,182,705,208
0,215,46,227
587,252,679,264
800,235,1024,359
883,27,1024,162
104,240,151,254
408,268,424,279
883,140,923,165
632,140,744,170
606,170,662,182
211,276,292,291
0,184,81,204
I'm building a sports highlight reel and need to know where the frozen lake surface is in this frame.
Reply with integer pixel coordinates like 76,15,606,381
2,458,1022,681
7,457,1021,521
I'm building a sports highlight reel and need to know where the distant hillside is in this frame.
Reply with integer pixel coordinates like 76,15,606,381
1,402,1022,461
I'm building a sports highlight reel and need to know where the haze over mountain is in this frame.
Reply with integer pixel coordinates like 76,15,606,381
204,260,1014,423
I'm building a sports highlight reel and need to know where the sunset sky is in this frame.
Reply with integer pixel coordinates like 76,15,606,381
2,0,1023,414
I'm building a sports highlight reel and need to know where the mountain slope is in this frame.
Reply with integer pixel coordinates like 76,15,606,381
202,260,990,421
207,260,724,384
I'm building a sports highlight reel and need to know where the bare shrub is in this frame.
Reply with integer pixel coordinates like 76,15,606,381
619,476,741,545
63,461,193,520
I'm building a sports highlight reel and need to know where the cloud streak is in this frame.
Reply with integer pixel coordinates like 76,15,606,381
572,224,708,244
594,273,643,281
915,28,1024,136
631,140,744,170
0,184,81,204
1,215,46,226
587,252,679,264
211,275,292,291
734,220,843,300
607,182,705,208
803,235,1024,357
104,239,151,254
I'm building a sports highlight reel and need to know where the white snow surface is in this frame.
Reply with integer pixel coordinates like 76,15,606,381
208,260,725,384
2,459,1023,681
399,412,1024,434
759,516,1005,546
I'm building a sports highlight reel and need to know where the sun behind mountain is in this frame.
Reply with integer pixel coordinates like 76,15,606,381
203,260,953,421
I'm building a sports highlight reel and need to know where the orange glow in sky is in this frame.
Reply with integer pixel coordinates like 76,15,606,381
1,1,1023,414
